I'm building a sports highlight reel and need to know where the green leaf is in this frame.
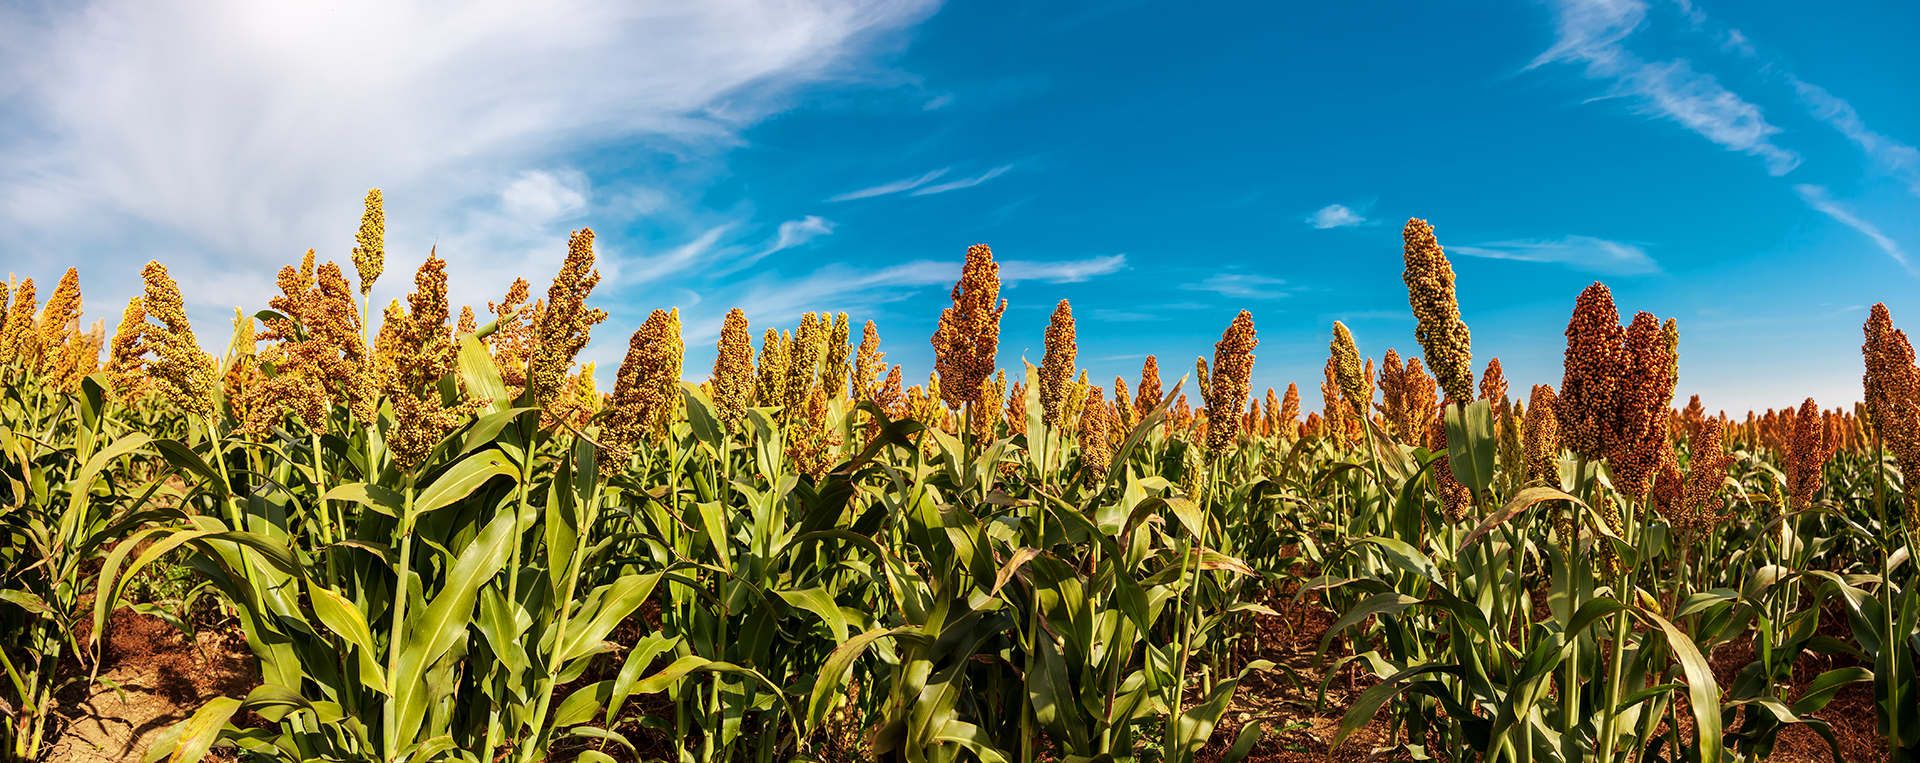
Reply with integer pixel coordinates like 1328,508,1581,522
774,587,852,644
1224,719,1266,763
1171,660,1275,759
807,626,917,733
1443,399,1497,498
1331,664,1460,752
1353,536,1441,584
321,483,405,518
1319,592,1419,663
1634,608,1722,763
392,509,516,750
680,382,728,452
552,681,614,727
560,573,665,663
309,585,388,695
456,334,509,416
0,590,54,616
1457,485,1585,554
410,450,518,520
167,696,242,763
240,684,313,723
151,438,228,498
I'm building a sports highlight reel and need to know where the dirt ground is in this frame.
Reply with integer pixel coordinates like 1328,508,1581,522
45,609,255,763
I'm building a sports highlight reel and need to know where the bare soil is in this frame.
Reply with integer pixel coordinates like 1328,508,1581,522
45,608,256,763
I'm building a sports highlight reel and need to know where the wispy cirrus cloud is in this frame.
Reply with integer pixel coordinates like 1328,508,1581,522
1792,78,1920,198
1450,235,1659,275
1181,273,1289,299
828,169,950,201
1002,254,1127,283
765,215,837,253
1529,0,1800,176
912,165,1012,195
1309,204,1366,229
1794,185,1910,272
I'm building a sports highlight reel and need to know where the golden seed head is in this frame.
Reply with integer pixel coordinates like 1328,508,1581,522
140,261,219,417
1379,349,1407,441
1671,416,1734,534
785,313,826,416
1558,282,1624,460
1479,357,1507,406
107,296,151,403
853,320,885,400
1321,358,1350,448
312,262,377,423
1785,397,1829,509
931,244,1006,410
1524,384,1560,487
821,312,851,400
872,364,904,419
38,268,85,389
1205,310,1257,454
487,277,536,393
1863,303,1920,481
1134,355,1162,421
1330,321,1367,417
1005,380,1028,435
602,310,679,480
1263,387,1280,438
711,308,755,430
1402,218,1474,404
1193,356,1210,404
1079,385,1111,485
1279,382,1301,439
0,277,9,361
529,229,609,408
352,189,385,295
757,328,790,408
374,253,482,468
1113,376,1135,434
1040,299,1077,429
457,305,476,336
1,277,40,370
1662,317,1680,383
1609,311,1676,497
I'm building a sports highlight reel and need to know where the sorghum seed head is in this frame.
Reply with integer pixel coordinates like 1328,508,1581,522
352,189,385,295
1402,219,1474,404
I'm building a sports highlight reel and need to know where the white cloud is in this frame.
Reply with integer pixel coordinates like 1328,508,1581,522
911,165,1012,195
1721,29,1756,58
1792,78,1920,198
1450,235,1660,275
828,168,950,201
1001,254,1127,283
1180,273,1289,299
922,93,954,110
0,0,937,323
1794,184,1910,272
1309,204,1366,229
1530,0,1800,175
501,170,590,222
765,215,837,253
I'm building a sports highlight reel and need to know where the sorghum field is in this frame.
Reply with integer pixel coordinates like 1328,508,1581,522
2,192,1916,763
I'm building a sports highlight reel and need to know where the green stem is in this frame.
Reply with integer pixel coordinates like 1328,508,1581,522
521,479,600,763
383,480,417,762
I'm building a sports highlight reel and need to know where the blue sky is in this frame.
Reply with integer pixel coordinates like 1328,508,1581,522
2,0,1914,414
